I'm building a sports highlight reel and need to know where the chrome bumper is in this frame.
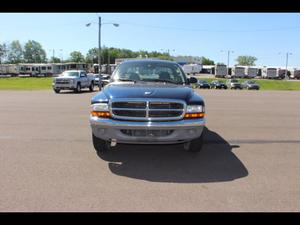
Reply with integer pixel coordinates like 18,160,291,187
90,116,205,144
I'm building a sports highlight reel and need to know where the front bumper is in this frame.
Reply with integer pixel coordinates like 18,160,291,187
90,117,205,144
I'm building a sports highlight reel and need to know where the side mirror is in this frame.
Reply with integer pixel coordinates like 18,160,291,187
188,77,198,84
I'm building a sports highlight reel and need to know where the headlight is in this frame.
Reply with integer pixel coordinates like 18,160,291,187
186,105,204,113
184,105,205,119
91,103,109,112
91,103,110,118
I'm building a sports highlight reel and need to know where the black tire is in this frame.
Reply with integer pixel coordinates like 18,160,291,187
75,83,81,93
183,131,204,152
89,82,94,92
54,89,60,93
92,134,110,154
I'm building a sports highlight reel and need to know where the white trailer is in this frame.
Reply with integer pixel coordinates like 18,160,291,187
232,66,246,78
245,66,258,78
262,67,277,79
289,68,300,79
182,64,202,75
214,64,227,77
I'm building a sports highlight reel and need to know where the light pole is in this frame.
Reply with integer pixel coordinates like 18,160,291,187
86,17,119,89
221,50,234,75
59,49,63,63
279,52,292,80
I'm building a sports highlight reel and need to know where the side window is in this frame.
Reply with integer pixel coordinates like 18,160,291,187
81,72,86,77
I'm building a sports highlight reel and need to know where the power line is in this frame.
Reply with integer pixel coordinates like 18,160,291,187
116,21,300,33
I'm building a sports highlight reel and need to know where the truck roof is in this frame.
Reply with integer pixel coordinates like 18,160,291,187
120,59,179,65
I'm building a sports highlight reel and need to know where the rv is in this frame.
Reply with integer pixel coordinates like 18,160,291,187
232,66,246,78
289,68,300,79
182,64,202,75
245,66,258,78
214,64,227,78
262,67,277,79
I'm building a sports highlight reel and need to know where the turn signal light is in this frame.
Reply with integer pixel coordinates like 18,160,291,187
184,112,205,119
91,111,111,118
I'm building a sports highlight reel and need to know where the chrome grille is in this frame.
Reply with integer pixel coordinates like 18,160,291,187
121,129,174,137
56,79,69,84
110,99,185,121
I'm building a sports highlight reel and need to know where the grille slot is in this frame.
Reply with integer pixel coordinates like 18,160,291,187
111,99,185,121
121,129,174,137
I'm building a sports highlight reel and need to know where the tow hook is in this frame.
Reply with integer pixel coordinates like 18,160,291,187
110,139,117,147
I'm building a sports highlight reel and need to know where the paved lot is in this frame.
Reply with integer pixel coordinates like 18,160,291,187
1,89,300,212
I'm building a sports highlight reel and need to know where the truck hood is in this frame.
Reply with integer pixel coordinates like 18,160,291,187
91,82,204,105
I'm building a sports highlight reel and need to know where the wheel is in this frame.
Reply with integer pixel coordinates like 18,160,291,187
54,89,60,93
75,83,81,93
183,131,204,152
92,134,110,154
89,82,94,92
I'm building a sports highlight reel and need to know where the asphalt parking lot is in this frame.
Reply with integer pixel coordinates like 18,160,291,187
1,89,300,212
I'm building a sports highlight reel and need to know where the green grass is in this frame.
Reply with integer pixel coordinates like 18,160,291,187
196,78,300,91
0,77,53,90
1,76,300,91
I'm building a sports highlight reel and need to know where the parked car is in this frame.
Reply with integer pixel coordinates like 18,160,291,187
196,80,210,89
210,80,227,89
52,70,95,93
227,79,243,89
242,80,260,90
90,59,206,153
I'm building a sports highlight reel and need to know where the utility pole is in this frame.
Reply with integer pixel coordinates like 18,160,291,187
98,16,101,78
221,50,234,75
285,52,292,80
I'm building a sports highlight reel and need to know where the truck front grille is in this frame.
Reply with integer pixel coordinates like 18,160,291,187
110,99,185,121
56,79,69,84
120,129,174,137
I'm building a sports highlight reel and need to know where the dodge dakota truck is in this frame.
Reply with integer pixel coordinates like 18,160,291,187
89,59,206,153
53,70,95,93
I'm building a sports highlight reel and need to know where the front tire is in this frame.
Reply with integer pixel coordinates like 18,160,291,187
89,82,94,92
54,89,60,93
92,134,110,154
75,83,81,93
183,131,204,152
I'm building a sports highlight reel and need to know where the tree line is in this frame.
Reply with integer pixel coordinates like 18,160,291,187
0,40,257,66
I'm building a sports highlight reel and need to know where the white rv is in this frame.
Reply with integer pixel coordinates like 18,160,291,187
262,67,277,79
182,64,202,75
214,64,227,77
245,66,258,78
232,66,246,78
289,68,300,79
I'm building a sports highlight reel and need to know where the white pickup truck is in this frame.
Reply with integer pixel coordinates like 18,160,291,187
52,70,95,93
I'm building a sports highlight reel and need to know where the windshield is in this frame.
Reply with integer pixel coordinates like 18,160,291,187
112,61,186,84
62,71,79,77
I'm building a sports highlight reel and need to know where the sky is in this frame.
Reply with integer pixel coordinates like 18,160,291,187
1,13,300,67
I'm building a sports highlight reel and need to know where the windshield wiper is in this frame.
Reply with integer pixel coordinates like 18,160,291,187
155,79,182,84
118,79,137,82
143,79,181,85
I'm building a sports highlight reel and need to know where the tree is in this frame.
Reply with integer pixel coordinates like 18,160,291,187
216,62,226,66
49,57,61,63
0,43,8,64
23,40,47,63
236,55,257,66
202,57,215,65
69,51,85,63
7,40,23,64
86,48,98,63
